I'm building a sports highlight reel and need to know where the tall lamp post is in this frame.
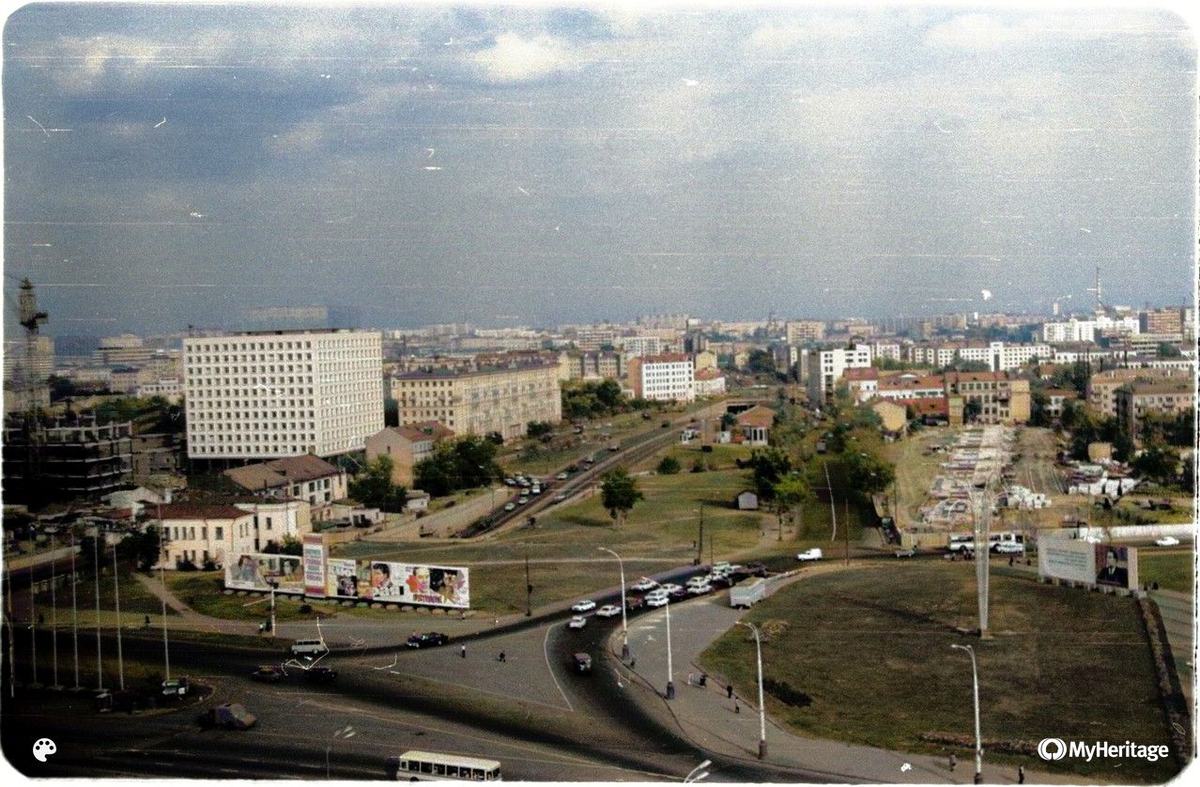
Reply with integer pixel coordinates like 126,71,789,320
597,547,629,659
973,472,997,639
737,622,768,759
951,644,983,784
665,596,675,700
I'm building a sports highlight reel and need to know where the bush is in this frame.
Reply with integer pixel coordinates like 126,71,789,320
692,460,706,473
176,560,198,572
701,445,713,453
657,456,681,475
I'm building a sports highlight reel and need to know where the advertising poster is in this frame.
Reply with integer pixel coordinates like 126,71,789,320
354,560,471,608
1095,544,1138,589
326,558,361,599
303,534,327,598
225,553,304,594
1037,538,1096,584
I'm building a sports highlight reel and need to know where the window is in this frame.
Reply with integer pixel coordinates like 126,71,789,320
216,527,223,540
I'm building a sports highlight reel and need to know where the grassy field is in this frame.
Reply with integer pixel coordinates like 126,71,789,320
1137,550,1194,594
698,561,1178,783
38,566,169,617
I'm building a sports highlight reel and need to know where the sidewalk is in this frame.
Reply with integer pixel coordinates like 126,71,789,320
616,572,1077,784
1150,588,1194,703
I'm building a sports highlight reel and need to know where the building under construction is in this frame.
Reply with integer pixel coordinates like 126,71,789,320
3,415,135,505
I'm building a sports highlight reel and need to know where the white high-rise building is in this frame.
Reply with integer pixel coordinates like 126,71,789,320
620,335,663,358
184,330,383,460
629,354,695,403
1042,316,1139,344
807,344,873,405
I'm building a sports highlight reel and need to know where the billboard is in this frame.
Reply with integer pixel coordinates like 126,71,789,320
303,534,327,598
229,551,471,609
1037,537,1139,590
226,553,305,594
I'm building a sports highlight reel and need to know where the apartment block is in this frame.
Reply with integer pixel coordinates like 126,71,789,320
224,454,349,518
620,335,663,358
806,344,872,405
628,354,695,403
390,360,562,441
785,320,826,344
956,342,1052,372
942,372,1030,424
365,422,455,487
1042,316,1140,344
1140,308,1184,335
1115,379,1195,441
2,417,133,502
1087,367,1191,418
184,329,384,460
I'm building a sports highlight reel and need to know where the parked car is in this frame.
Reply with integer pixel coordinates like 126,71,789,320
572,653,593,674
1155,536,1180,547
687,581,712,596
625,595,646,611
796,548,823,562
567,615,588,630
667,586,688,600
644,590,669,608
503,502,516,512
556,472,569,481
571,599,596,613
406,632,450,649
552,493,567,503
518,496,530,505
290,639,329,657
304,666,338,683
596,604,622,618
200,702,257,731
160,677,190,698
631,578,659,592
251,665,285,683
894,548,917,558
744,562,768,577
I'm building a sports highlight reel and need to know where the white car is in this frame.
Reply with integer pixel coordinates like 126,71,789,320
660,583,683,595
553,493,567,502
567,615,588,630
556,472,569,481
503,502,516,512
596,604,622,618
631,578,659,592
571,600,596,613
644,591,669,608
796,548,824,562
687,582,712,596
1156,536,1181,547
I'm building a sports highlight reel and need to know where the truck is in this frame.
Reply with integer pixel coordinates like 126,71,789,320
729,577,766,609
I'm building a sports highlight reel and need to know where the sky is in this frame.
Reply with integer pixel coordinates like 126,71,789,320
2,2,1196,336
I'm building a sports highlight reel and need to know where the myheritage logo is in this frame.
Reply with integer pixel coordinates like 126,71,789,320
1037,738,1067,760
1037,738,1170,763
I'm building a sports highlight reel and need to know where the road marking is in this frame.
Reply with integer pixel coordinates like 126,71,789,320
542,625,574,713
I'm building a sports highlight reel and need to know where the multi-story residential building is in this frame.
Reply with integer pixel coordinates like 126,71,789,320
871,342,902,362
1086,367,1191,418
694,350,718,371
628,354,695,403
785,320,826,344
956,342,1052,372
943,371,1031,424
907,343,960,369
153,499,311,569
183,329,384,460
1042,316,1140,344
224,454,349,518
693,367,727,398
390,360,561,441
1140,308,1184,335
573,327,616,352
136,379,183,400
365,421,455,487
1042,389,1079,420
3,335,54,383
1115,379,1195,441
806,344,872,405
619,335,663,358
1,417,133,503
565,351,625,380
1105,333,1184,356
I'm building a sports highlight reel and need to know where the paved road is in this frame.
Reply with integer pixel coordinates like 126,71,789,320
1150,589,1194,702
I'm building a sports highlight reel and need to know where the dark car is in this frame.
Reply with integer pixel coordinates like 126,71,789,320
304,666,338,683
251,665,285,683
406,632,450,649
625,595,646,611
744,562,768,577
667,585,688,600
709,574,734,589
200,702,257,730
572,653,593,674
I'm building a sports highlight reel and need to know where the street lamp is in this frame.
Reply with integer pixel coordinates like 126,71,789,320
951,644,983,784
665,596,675,700
973,472,999,639
597,547,629,660
326,724,356,778
684,759,712,783
737,622,768,760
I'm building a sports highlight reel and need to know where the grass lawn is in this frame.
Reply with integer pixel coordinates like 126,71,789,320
1138,551,1194,594
699,562,1179,783
39,566,168,617
167,572,332,623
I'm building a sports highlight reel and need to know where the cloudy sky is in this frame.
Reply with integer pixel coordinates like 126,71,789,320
3,3,1195,335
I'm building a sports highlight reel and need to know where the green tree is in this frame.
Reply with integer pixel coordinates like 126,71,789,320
1133,441,1180,486
117,525,162,571
656,456,681,475
845,448,895,496
527,421,553,438
1157,342,1182,358
749,446,792,501
600,467,644,526
747,349,776,375
349,455,408,512
772,473,812,541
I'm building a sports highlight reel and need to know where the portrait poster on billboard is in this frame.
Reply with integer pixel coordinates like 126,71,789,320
1095,544,1138,589
303,534,327,598
326,558,361,599
355,561,470,608
225,553,304,594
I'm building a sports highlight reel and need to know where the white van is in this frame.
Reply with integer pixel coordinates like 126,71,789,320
290,638,329,657
644,590,669,608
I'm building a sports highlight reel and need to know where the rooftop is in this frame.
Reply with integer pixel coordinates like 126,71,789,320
225,454,342,490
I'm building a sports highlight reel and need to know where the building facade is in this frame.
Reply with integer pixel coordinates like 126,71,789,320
628,354,696,402
390,361,562,441
365,422,455,487
183,329,384,460
807,344,873,405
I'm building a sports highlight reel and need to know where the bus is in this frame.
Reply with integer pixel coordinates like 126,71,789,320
385,751,502,782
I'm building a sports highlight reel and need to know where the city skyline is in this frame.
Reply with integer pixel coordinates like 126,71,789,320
4,3,1196,336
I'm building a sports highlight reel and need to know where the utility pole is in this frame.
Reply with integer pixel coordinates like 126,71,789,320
112,544,124,690
696,503,704,566
158,497,170,681
49,533,59,689
29,571,38,687
524,548,532,617
94,533,103,690
665,598,675,700
824,461,837,542
738,622,768,759
6,567,16,696
70,530,80,690
952,644,984,784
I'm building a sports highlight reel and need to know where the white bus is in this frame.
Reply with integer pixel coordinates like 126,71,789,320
385,751,502,782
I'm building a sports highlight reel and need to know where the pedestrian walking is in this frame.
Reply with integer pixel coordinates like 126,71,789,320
949,754,956,772
144,614,151,628
734,699,740,714
629,656,636,669
727,684,734,699
460,644,466,659
1018,765,1025,784
498,651,506,663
